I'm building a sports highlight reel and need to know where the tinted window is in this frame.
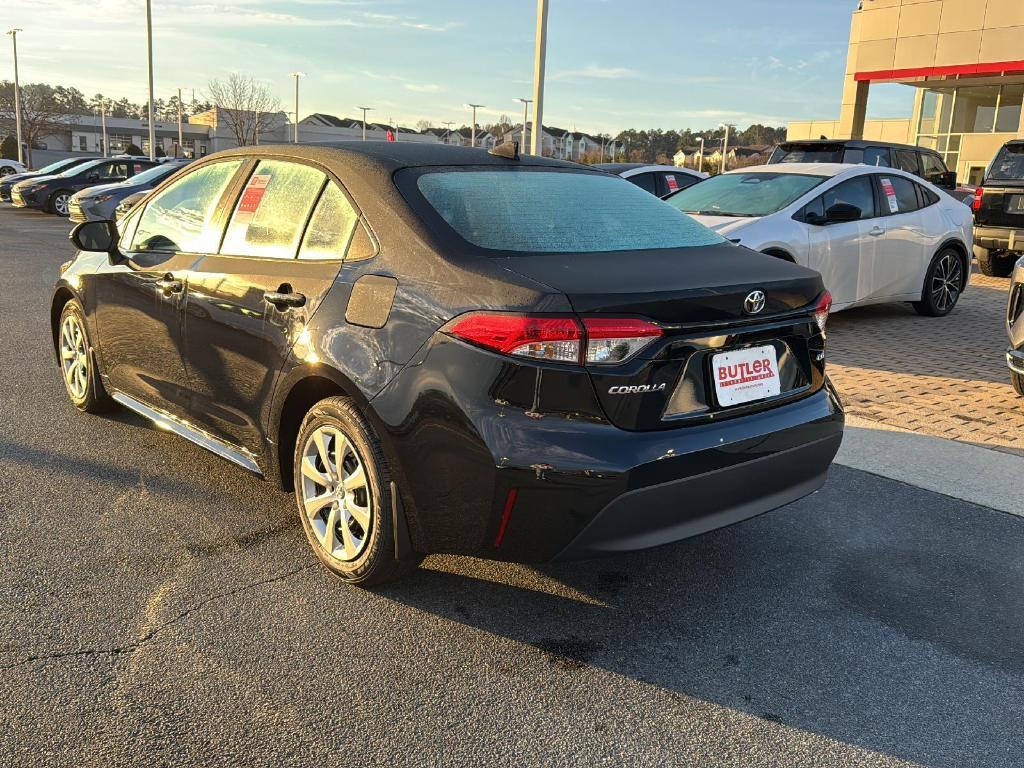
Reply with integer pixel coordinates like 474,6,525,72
627,172,657,195
822,176,875,220
129,160,243,253
895,150,920,175
668,172,826,217
878,175,920,214
299,182,360,261
863,147,892,167
222,160,325,259
920,153,948,184
919,185,940,207
771,144,843,163
661,172,697,195
94,162,130,181
988,144,1024,182
415,170,724,253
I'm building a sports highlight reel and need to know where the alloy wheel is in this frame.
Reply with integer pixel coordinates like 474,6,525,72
0,167,13,177
930,252,963,313
53,193,71,216
299,425,372,562
60,314,90,401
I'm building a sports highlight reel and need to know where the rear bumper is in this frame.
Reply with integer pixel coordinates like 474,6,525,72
975,225,1024,252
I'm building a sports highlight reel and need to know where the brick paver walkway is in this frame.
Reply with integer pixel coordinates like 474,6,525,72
827,270,1024,455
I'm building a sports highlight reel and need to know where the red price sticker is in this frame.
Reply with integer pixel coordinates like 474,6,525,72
665,175,679,192
236,174,271,220
880,177,899,213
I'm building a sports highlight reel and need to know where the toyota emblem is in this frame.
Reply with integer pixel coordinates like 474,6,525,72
743,290,766,315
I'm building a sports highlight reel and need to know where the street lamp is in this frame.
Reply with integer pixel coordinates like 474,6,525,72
145,1,156,160
697,137,705,174
466,103,484,148
100,99,109,158
530,0,549,157
176,86,186,157
6,29,24,166
357,106,374,141
719,122,731,175
441,121,455,145
289,72,305,143
515,98,532,152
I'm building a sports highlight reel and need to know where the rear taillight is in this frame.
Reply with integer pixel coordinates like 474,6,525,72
443,312,662,366
813,290,832,332
972,187,984,211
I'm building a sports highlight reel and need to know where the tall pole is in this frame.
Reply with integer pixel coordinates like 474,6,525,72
441,121,455,144
467,104,484,148
530,0,548,157
516,98,531,150
697,137,704,173
101,101,108,157
8,29,24,166
358,107,373,140
176,87,183,157
289,72,304,143
719,123,730,175
145,0,156,160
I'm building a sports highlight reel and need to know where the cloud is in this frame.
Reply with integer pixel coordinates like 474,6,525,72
404,83,443,94
549,65,636,81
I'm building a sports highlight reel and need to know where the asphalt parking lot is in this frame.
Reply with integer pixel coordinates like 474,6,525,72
2,208,1023,767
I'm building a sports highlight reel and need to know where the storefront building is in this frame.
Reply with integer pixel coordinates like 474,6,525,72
788,0,1024,185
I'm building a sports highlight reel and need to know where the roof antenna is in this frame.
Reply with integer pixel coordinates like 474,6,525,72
489,141,520,160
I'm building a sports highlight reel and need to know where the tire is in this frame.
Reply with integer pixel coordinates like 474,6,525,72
913,248,966,317
0,166,14,177
975,246,1015,278
57,300,113,413
49,190,73,217
1013,371,1024,397
293,396,420,586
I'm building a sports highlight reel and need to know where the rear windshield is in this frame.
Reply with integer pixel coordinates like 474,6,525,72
666,172,826,217
988,144,1024,181
414,169,724,253
770,145,843,164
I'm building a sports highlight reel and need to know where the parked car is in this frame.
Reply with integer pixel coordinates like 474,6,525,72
52,142,843,585
0,157,94,202
1007,258,1024,395
768,140,962,198
594,163,707,197
971,139,1024,277
0,158,26,177
69,159,191,223
11,157,158,216
665,163,973,316
113,190,148,220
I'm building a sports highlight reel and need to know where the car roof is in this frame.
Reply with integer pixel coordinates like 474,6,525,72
778,138,928,152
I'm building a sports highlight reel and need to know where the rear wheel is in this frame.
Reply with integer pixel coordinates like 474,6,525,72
58,300,112,413
0,166,15,177
975,246,1015,278
49,190,73,216
293,396,420,586
913,248,965,317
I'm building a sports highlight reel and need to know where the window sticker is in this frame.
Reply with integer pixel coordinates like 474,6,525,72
665,174,679,192
133,163,142,174
235,173,271,224
880,177,899,213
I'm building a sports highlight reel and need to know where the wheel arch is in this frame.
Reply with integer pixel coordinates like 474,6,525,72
761,247,796,263
937,237,970,278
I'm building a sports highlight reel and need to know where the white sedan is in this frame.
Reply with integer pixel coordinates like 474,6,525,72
665,163,974,316
0,158,26,177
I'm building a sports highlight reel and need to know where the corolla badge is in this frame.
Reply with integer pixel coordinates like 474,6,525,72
744,290,766,315
608,383,667,395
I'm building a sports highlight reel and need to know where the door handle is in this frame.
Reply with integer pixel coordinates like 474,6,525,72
156,274,183,294
868,225,885,237
264,290,306,310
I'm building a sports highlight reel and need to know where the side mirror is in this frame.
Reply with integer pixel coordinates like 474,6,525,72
939,170,957,190
70,220,119,254
824,202,861,223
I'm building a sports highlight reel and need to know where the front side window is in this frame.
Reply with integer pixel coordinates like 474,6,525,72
863,147,892,167
669,172,826,218
895,150,919,175
129,160,243,253
821,176,875,220
414,169,724,253
221,160,326,259
299,182,360,261
920,153,947,184
95,162,130,181
878,175,920,215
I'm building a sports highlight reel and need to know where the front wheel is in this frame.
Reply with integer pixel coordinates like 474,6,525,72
58,300,113,413
0,166,15,177
293,396,420,586
913,248,965,317
975,246,1015,278
49,190,73,216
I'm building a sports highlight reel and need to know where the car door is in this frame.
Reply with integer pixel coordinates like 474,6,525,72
91,158,246,419
870,174,928,299
182,159,356,460
803,175,879,307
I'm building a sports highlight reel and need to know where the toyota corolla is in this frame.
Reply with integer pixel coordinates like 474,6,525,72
52,142,844,585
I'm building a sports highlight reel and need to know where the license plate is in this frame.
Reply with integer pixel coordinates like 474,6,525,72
712,345,781,406
1009,195,1024,212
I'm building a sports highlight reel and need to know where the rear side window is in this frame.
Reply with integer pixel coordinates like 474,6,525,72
877,175,920,214
822,176,876,219
863,147,892,167
988,144,1024,181
222,160,325,259
129,160,243,253
299,182,360,261
415,169,724,253
627,172,657,195
660,172,697,195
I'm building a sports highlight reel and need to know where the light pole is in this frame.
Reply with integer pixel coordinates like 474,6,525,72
719,123,731,174
145,0,156,160
697,137,704,173
100,100,109,157
357,106,373,140
441,121,455,145
530,0,548,157
515,98,532,151
466,103,484,147
289,72,305,143
176,87,184,157
6,29,24,166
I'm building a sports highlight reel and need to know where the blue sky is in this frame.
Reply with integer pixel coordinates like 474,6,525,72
4,0,914,132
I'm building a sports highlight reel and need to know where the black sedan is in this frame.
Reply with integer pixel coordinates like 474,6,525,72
52,142,844,585
12,157,158,216
0,156,94,202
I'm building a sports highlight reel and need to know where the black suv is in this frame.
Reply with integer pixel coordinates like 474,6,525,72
769,140,958,192
12,157,158,216
53,143,843,585
972,140,1024,277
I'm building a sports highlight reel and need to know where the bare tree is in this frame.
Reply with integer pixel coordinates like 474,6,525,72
414,119,435,133
206,74,281,146
0,81,74,166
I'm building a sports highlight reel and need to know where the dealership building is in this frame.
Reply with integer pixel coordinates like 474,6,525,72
787,0,1024,185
